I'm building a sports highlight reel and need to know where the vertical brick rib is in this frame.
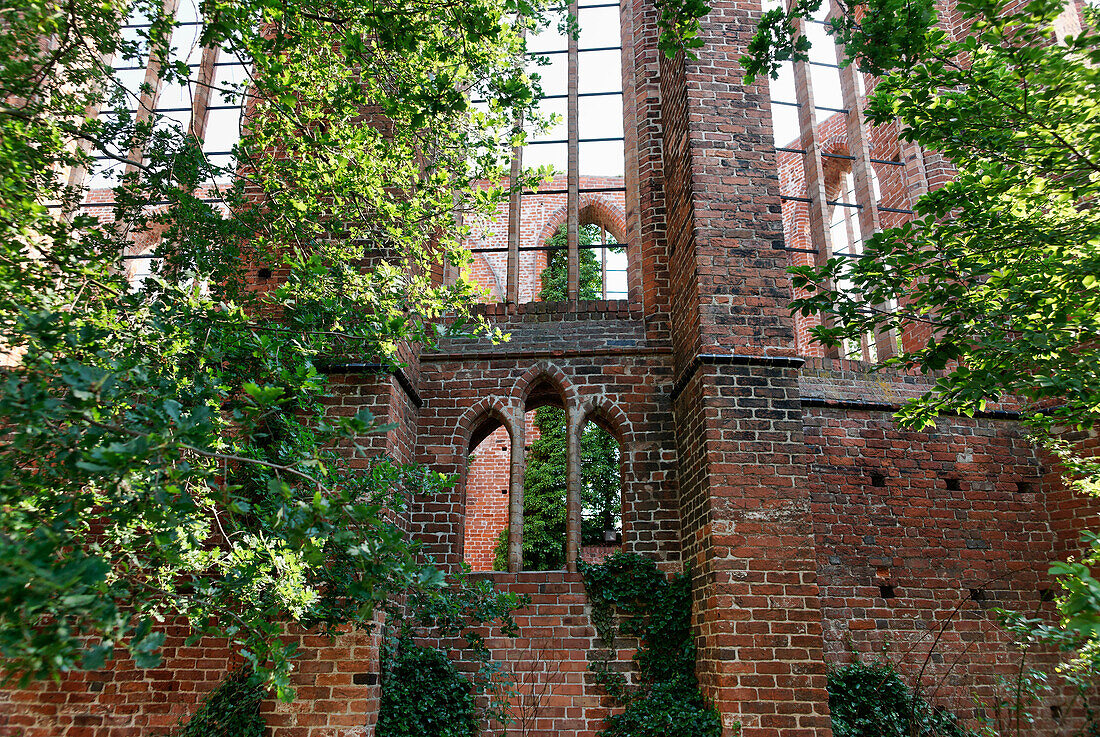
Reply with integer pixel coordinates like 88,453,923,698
567,0,581,302
661,0,831,733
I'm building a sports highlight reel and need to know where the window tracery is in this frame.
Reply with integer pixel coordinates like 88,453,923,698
464,0,632,307
460,380,625,574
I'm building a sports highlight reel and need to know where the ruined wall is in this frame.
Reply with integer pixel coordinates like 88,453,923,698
7,0,1100,735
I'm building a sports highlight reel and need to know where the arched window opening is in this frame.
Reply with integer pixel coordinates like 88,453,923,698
579,416,622,564
463,418,512,573
537,222,625,301
501,379,569,571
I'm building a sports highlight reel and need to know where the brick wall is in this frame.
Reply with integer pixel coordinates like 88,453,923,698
801,358,1099,732
11,0,1100,734
0,623,384,737
415,313,681,570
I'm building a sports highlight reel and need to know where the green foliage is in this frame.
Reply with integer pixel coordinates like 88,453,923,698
580,422,622,548
382,568,528,728
0,0,712,695
377,642,477,737
173,667,265,737
580,553,722,737
539,223,608,302
512,405,570,571
745,0,1100,435
653,0,713,58
0,0,557,695
828,662,972,737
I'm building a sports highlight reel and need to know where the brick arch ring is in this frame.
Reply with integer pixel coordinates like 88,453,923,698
534,194,628,250
512,362,580,410
820,140,858,205
455,396,520,454
571,398,633,444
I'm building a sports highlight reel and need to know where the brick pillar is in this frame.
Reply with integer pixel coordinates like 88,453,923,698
657,0,832,733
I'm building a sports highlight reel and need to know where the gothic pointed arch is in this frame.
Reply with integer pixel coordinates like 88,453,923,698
512,362,578,411
456,396,518,452
535,194,629,251
572,397,633,444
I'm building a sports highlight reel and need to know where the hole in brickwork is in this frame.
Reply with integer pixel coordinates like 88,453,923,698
870,472,886,487
879,584,896,600
463,418,512,573
945,477,960,491
353,673,378,686
1051,705,1063,721
1016,481,1033,493
257,267,273,280
1040,588,1055,603
969,588,988,605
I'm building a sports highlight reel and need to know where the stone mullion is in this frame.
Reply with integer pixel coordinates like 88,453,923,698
506,135,523,307
126,0,181,175
831,2,898,360
619,0,642,307
507,410,526,572
565,408,581,572
566,0,580,302
188,44,220,142
790,12,839,359
507,30,526,308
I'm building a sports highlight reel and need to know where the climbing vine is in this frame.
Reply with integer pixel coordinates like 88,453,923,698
580,553,723,737
827,662,972,737
377,642,478,737
377,568,529,736
172,667,265,737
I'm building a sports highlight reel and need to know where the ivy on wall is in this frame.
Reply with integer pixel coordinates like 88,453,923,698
377,570,528,736
580,553,723,737
376,641,478,737
828,662,972,737
172,667,265,737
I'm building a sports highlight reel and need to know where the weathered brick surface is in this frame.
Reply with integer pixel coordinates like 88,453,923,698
0,623,383,737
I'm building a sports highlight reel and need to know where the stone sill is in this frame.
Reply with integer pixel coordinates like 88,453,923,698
472,299,641,321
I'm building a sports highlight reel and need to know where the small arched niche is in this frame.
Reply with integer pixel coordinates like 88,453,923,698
462,414,512,572
579,412,623,564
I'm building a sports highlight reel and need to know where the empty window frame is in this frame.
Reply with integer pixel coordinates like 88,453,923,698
465,1,631,306
79,0,246,201
78,0,249,283
765,0,920,360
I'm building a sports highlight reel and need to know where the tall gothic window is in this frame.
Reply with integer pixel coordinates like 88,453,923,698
465,2,631,306
765,0,919,360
